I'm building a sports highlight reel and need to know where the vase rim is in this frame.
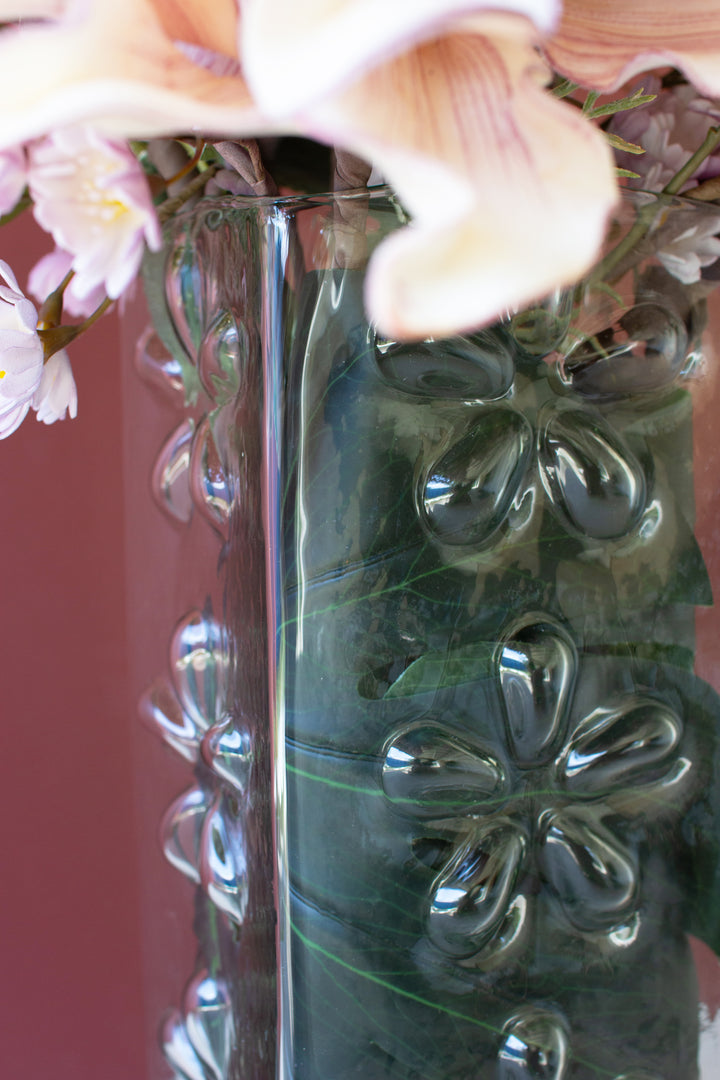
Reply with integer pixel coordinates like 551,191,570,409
173,183,397,219
621,186,720,212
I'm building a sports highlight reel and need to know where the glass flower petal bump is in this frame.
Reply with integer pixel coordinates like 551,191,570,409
138,676,201,763
497,1007,570,1080
202,717,253,795
169,608,228,734
374,328,515,401
419,409,533,546
382,723,506,819
189,416,232,536
498,620,576,768
161,1009,208,1080
383,615,692,965
182,969,235,1080
151,418,194,524
537,408,647,541
160,784,211,885
199,791,249,926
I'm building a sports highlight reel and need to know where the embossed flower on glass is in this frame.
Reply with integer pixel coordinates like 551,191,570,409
381,616,692,969
371,205,712,568
374,325,664,561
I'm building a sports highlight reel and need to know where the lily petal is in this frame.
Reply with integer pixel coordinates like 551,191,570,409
241,0,560,113
150,0,239,58
300,27,617,338
0,0,64,13
0,0,268,146
0,0,67,14
546,0,720,97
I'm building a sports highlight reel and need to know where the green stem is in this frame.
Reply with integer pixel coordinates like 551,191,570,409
586,203,657,286
588,126,720,288
158,163,219,222
38,269,75,327
38,294,115,359
77,294,114,333
662,125,720,196
0,189,31,228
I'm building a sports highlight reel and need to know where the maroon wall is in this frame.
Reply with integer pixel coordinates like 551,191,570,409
0,213,146,1078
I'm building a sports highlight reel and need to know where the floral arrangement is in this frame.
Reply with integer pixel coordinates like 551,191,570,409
0,0,720,437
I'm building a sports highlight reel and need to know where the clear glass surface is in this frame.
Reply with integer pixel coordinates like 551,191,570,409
130,189,720,1080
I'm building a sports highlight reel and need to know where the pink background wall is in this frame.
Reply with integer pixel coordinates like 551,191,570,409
0,214,146,1078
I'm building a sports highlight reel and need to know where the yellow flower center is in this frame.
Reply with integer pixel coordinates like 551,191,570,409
0,370,6,379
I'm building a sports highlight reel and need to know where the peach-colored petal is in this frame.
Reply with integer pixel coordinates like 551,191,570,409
0,1,65,15
241,0,559,113
546,0,720,97
0,0,269,146
151,0,239,59
299,26,617,339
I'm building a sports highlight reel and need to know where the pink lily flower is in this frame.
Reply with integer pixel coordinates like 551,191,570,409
0,1,719,339
546,0,720,97
0,0,269,144
240,0,720,337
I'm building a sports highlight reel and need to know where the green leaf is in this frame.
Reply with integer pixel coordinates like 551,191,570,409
588,88,656,119
384,642,495,698
605,131,646,155
551,78,579,99
582,90,601,114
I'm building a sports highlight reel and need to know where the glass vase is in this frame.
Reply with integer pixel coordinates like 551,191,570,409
126,187,720,1080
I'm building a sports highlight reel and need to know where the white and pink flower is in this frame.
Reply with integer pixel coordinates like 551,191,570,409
28,126,162,300
32,347,77,424
611,78,720,192
28,246,105,318
0,259,44,438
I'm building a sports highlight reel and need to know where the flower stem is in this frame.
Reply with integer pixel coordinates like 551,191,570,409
588,126,720,287
165,138,205,187
662,126,720,196
38,269,75,328
0,188,31,228
158,163,219,222
37,294,114,359
77,294,114,333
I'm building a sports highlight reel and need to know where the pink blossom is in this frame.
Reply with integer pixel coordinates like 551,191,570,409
28,246,105,318
610,78,720,192
32,348,77,424
28,126,161,300
0,145,26,215
0,259,44,438
651,211,720,284
609,81,720,284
